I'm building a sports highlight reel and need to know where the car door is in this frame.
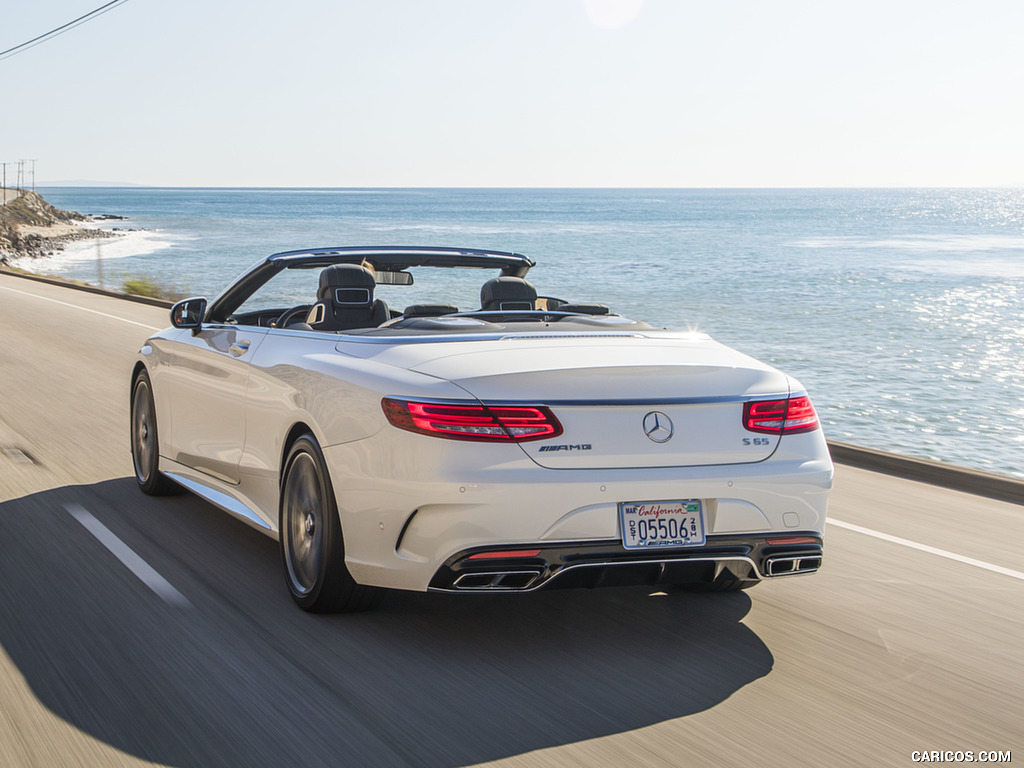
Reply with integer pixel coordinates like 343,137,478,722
156,322,268,485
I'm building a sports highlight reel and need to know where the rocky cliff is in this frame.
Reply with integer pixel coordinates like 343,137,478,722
0,191,104,263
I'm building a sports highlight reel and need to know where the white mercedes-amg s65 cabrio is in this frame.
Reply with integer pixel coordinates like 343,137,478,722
131,246,832,612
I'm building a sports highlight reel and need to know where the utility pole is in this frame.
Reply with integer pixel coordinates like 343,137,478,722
30,159,37,192
1,162,7,204
17,160,25,192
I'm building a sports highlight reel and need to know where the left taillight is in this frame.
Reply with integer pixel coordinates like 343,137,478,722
381,398,563,442
743,395,820,435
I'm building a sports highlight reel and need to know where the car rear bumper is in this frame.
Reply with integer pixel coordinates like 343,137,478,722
427,534,824,593
323,431,832,592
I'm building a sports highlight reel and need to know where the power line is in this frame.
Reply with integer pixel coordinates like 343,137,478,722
0,0,131,63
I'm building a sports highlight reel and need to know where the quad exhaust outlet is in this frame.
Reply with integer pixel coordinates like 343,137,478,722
765,554,822,577
452,570,543,590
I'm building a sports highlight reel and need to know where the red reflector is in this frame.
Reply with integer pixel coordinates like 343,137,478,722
467,549,543,560
382,398,562,442
766,537,818,546
743,396,819,435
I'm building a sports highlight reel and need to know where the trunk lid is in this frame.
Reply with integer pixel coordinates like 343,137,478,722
399,334,790,469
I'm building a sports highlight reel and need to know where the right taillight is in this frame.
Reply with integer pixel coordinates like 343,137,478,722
743,396,819,435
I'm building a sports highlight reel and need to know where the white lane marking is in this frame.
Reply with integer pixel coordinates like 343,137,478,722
0,284,162,331
828,518,1024,582
64,503,190,607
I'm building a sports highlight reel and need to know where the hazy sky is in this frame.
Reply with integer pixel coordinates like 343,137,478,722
3,0,1023,187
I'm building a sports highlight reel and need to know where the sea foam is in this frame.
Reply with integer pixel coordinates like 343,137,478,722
11,227,174,274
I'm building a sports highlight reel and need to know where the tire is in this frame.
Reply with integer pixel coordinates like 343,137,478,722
279,435,381,613
130,371,181,496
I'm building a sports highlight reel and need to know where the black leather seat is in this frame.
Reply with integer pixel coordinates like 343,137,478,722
479,277,538,311
308,264,390,331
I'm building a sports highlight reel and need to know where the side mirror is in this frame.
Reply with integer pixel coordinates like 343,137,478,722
171,297,207,332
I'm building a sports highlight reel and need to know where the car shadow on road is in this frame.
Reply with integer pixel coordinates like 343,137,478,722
0,479,775,767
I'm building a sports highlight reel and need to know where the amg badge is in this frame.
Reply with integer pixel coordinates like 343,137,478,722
538,444,593,452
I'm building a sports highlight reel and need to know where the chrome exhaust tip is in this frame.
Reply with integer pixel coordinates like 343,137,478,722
452,570,543,590
765,554,822,577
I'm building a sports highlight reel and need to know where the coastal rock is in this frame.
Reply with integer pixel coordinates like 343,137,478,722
0,190,115,263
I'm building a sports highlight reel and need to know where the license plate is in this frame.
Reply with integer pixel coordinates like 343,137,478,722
619,500,705,549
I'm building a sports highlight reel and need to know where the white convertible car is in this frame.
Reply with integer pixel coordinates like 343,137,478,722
131,246,832,612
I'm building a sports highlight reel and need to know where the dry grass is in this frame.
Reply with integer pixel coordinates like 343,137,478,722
122,276,187,301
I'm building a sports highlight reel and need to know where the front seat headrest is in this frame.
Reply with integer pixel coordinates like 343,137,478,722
480,276,538,311
308,263,390,331
318,263,376,305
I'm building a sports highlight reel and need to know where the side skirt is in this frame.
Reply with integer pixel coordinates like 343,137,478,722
160,458,278,538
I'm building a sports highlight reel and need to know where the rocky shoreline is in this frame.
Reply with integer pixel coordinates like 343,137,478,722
4,225,122,263
0,190,121,266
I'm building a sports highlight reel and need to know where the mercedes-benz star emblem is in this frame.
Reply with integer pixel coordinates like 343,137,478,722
643,411,674,443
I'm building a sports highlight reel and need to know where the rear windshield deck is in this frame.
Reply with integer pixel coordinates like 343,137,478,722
344,311,655,336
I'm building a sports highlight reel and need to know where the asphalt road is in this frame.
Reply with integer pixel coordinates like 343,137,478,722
1,272,1021,768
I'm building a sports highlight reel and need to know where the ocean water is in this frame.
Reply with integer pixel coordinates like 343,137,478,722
22,187,1024,480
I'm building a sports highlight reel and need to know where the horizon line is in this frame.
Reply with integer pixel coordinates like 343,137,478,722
34,183,1024,191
